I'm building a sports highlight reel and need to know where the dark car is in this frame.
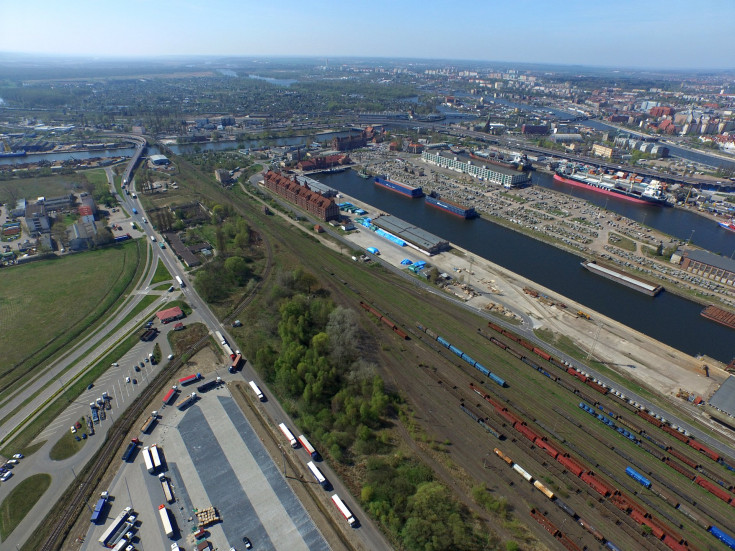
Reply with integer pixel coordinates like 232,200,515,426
243,536,252,549
82,434,87,439
132,379,137,384
87,383,94,390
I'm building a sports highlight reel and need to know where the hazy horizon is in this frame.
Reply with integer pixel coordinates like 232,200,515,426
1,0,733,71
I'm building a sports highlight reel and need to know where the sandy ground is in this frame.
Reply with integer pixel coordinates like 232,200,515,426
336,191,728,404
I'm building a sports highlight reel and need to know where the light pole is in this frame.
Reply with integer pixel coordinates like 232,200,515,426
687,229,695,246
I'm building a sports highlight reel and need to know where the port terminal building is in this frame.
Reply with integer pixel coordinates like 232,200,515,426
671,249,735,287
421,151,531,188
371,215,449,256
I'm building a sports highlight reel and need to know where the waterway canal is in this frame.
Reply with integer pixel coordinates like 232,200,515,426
316,169,734,363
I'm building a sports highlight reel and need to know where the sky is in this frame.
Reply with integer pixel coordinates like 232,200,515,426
0,0,733,70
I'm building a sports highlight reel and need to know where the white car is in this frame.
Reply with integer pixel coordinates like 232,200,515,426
167,354,174,360
126,377,131,383
1,472,12,481
70,426,76,434
12,454,23,459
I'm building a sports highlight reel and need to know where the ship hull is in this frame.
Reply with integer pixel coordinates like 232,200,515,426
374,177,423,198
553,173,666,206
718,221,735,232
425,195,477,218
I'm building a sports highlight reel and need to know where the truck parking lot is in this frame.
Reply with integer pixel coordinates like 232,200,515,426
81,351,328,551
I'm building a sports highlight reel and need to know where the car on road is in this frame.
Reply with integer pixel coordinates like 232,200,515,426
140,361,145,368
168,286,174,292
132,379,137,384
243,536,252,549
134,366,140,372
7,459,18,465
1,472,12,482
87,383,94,390
167,354,174,360
126,377,131,383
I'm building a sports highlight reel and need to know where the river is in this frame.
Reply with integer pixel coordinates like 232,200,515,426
315,169,735,363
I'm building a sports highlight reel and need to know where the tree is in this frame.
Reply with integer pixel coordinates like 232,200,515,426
326,307,359,366
224,256,249,285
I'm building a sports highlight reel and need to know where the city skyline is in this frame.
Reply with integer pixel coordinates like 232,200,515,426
0,0,734,70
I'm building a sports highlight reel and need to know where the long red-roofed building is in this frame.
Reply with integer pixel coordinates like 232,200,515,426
263,171,340,221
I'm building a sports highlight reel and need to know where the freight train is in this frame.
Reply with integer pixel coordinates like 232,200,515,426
481,321,735,550
416,323,506,387
494,448,617,550
483,322,733,473
359,301,408,339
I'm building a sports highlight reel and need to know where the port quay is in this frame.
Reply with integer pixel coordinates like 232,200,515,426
316,168,734,363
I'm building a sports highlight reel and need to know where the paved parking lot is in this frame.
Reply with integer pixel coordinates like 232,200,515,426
37,340,161,443
82,381,329,551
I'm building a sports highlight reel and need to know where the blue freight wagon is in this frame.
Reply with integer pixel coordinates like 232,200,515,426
709,526,735,550
625,466,652,489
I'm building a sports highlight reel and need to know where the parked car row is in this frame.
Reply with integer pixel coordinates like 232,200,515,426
1,453,23,481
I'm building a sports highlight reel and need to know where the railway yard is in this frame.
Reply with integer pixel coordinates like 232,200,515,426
238,174,735,550
19,171,735,551
316,255,735,551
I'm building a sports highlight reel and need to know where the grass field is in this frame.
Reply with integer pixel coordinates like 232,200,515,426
0,174,86,205
150,259,172,284
49,417,88,461
0,473,52,539
0,241,141,394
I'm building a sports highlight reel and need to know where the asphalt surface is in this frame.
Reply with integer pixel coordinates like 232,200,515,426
1,152,393,551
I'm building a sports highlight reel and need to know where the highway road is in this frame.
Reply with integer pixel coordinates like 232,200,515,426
1,147,393,551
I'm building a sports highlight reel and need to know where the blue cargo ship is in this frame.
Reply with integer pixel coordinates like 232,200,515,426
374,176,423,198
426,192,477,219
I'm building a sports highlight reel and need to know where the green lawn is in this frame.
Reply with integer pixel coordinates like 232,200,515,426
0,473,52,539
83,169,108,187
49,417,88,460
0,174,85,205
0,241,141,389
151,259,172,284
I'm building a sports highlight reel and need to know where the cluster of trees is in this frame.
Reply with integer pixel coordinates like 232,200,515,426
361,456,482,551
252,282,391,463
244,271,490,550
193,213,256,302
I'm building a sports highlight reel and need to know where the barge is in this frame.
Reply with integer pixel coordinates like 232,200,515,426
701,305,735,331
425,192,477,219
581,260,663,296
374,176,424,198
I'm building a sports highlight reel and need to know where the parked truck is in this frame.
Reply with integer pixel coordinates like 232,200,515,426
141,412,158,434
159,473,174,503
175,392,197,410
90,491,109,524
121,441,137,462
196,377,221,393
162,386,178,405
178,373,202,386
142,446,155,474
150,444,162,470
158,504,174,538
98,506,133,547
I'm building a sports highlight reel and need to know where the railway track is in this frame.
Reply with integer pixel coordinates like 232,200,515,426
39,336,209,551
